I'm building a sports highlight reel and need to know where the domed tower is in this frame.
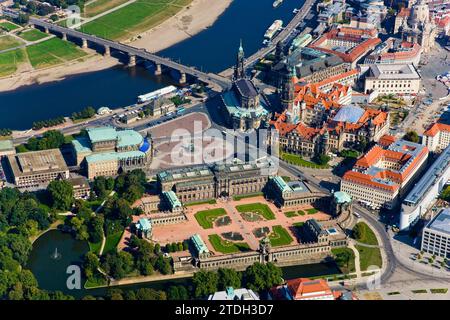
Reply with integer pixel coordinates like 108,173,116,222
233,39,245,80
280,64,296,112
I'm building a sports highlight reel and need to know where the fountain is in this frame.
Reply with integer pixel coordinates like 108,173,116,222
50,247,62,260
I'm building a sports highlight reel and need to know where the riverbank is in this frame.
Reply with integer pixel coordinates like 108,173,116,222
0,0,232,93
129,0,233,52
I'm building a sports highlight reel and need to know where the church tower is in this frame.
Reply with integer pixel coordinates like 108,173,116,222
234,39,245,80
280,64,296,112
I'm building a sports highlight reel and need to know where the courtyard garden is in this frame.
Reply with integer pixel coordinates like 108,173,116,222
235,203,275,220
208,234,250,254
268,225,294,247
194,208,227,229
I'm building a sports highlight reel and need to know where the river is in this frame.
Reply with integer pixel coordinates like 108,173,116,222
0,0,302,130
27,230,341,299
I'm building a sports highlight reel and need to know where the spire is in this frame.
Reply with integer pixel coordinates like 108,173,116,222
239,39,244,54
234,38,245,80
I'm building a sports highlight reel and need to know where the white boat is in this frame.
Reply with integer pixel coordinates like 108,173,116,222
293,8,299,14
264,20,283,40
273,0,283,8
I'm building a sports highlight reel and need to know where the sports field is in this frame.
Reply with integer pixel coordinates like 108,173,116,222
26,38,87,69
79,0,192,40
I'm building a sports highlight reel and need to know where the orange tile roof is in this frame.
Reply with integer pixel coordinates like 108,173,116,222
423,123,450,137
286,278,334,300
378,134,396,147
398,7,411,18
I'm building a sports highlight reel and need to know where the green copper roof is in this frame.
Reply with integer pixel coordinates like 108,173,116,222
116,130,143,148
86,150,145,164
137,218,151,231
191,234,209,255
87,127,118,143
272,176,292,193
86,126,143,148
334,191,351,204
72,136,92,154
163,191,182,209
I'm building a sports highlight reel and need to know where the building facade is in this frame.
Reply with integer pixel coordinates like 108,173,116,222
71,126,152,179
421,208,450,259
363,64,421,96
422,122,450,152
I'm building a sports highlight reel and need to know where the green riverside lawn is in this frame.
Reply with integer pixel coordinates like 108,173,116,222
331,247,356,274
17,29,49,42
0,35,24,51
269,225,294,247
353,222,379,245
194,208,227,229
235,203,275,220
26,38,87,69
79,0,192,40
208,234,250,254
0,49,26,77
0,21,21,32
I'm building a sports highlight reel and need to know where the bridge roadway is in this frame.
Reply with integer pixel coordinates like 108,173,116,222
26,17,232,90
220,0,317,77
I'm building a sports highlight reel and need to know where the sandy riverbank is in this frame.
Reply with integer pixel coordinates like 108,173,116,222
129,0,233,52
0,0,233,93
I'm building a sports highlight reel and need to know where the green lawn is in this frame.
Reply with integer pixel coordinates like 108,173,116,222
0,21,21,32
269,225,294,247
0,35,23,51
103,231,123,254
331,247,356,274
297,210,306,216
281,152,329,169
353,222,379,246
236,203,275,220
430,288,448,294
26,38,87,69
84,0,132,18
232,192,264,201
185,199,216,206
0,49,26,77
89,240,103,255
355,245,382,271
194,208,227,229
79,0,193,40
208,234,250,254
306,208,319,215
284,211,298,218
17,29,49,42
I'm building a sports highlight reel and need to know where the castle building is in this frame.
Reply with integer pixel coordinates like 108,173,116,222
364,38,422,66
71,126,152,179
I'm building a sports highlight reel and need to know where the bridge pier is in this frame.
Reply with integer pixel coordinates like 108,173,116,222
179,72,186,85
44,27,49,34
128,54,136,67
104,45,110,57
154,63,162,76
62,33,67,41
81,38,88,49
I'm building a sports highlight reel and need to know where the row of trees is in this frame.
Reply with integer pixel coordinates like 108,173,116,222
192,263,283,298
17,130,66,153
24,1,56,16
32,117,66,130
0,129,12,136
71,107,96,121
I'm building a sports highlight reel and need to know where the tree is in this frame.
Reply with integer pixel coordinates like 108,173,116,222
217,268,242,291
403,131,420,143
155,255,172,275
47,180,74,211
192,270,218,298
352,223,364,241
243,262,282,292
167,285,189,300
135,288,166,300
313,154,331,166
83,252,100,279
7,234,32,266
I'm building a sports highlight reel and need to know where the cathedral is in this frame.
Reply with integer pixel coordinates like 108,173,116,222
220,41,271,131
393,0,438,53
